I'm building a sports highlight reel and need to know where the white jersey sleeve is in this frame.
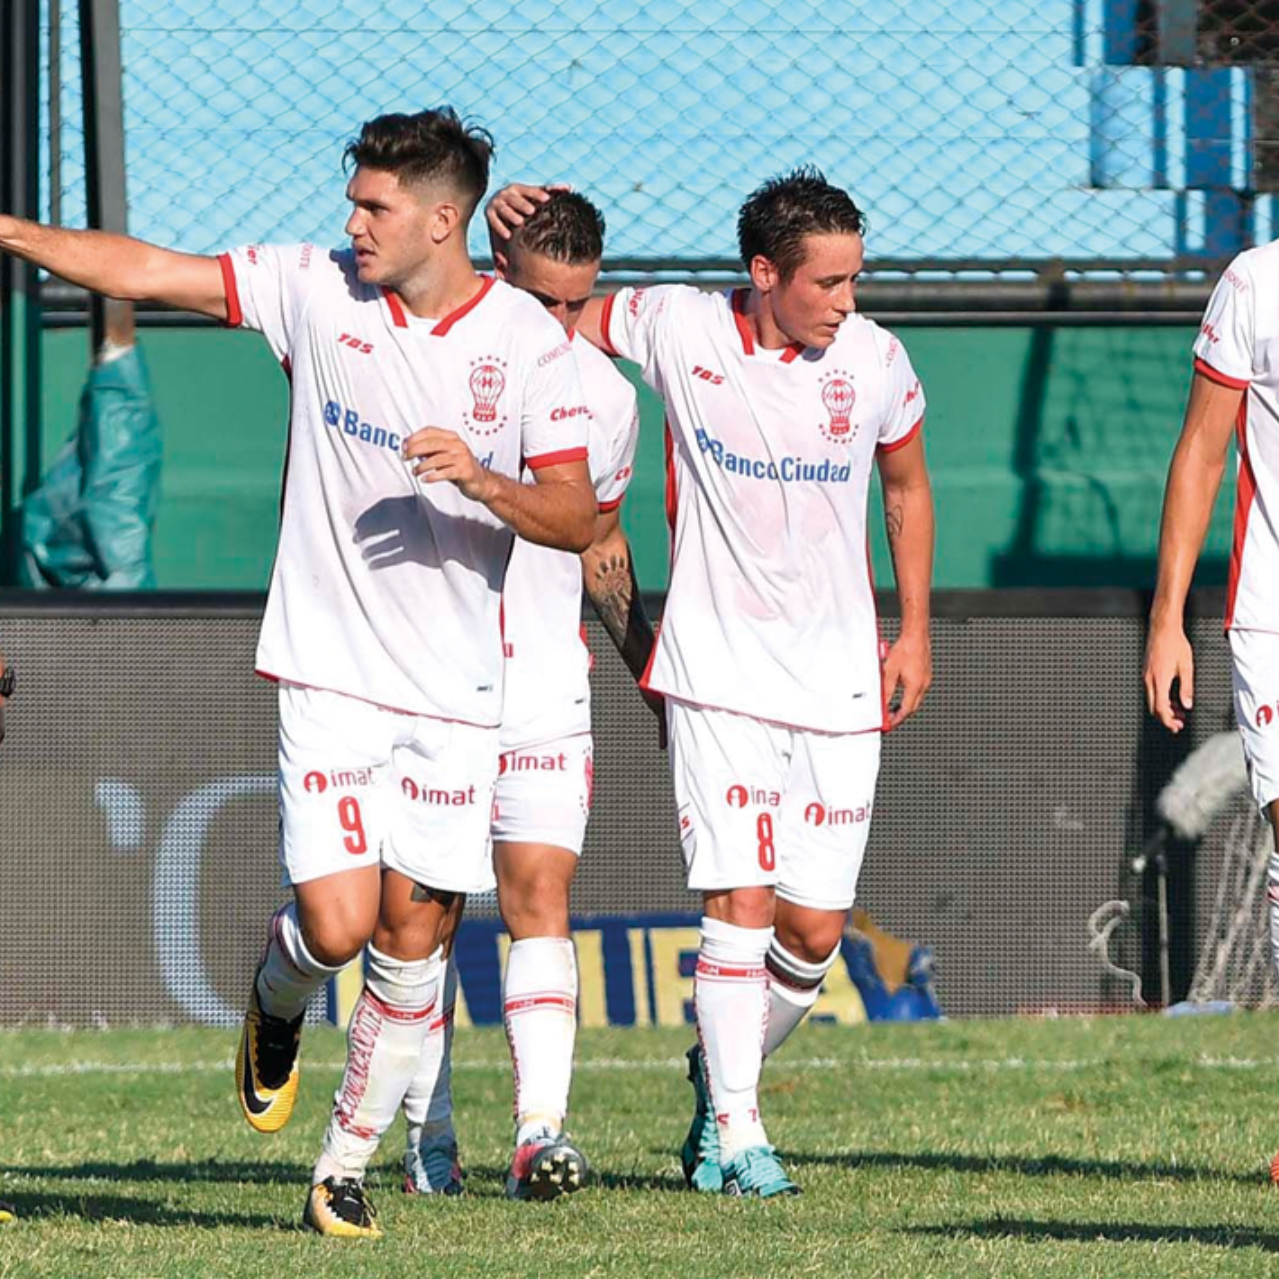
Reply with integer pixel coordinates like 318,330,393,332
876,332,927,452
598,285,689,391
1193,256,1256,387
579,344,639,510
218,242,321,364
519,333,590,470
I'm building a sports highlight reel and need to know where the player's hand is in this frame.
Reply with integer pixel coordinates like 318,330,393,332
402,428,495,503
881,629,931,731
485,183,571,271
1144,620,1194,733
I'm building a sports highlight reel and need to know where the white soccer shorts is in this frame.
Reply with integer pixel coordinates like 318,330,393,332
277,681,499,891
667,698,881,910
490,732,594,855
1230,628,1279,812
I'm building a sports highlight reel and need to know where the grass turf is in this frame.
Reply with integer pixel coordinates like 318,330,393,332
4,1016,1279,1276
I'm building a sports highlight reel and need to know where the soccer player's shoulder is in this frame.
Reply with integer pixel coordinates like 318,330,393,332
573,336,636,417
489,278,573,354
833,311,903,366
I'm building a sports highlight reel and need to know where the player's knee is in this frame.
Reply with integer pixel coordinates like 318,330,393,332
704,885,775,931
773,913,845,966
299,917,369,968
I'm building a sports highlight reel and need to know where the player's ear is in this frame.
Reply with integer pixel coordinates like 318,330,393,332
749,254,779,294
430,201,463,244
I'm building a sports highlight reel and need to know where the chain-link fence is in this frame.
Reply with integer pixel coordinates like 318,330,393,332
32,0,1279,292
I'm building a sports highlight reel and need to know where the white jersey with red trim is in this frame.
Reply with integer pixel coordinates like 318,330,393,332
220,243,588,725
1192,242,1279,634
601,284,924,734
500,336,640,749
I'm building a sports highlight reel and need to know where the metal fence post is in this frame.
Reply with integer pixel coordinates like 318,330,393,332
0,0,43,585
79,0,133,349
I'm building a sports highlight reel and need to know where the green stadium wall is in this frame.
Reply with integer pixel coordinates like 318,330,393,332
34,324,1235,591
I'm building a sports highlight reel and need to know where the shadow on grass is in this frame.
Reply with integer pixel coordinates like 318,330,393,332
911,1219,1279,1251
461,1163,686,1194
0,1189,288,1231
3,1158,311,1187
786,1149,1262,1185
8,1158,688,1198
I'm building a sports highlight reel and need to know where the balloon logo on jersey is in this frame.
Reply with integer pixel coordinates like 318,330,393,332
467,358,508,434
804,802,826,826
818,374,857,443
726,785,749,808
1259,704,1275,729
303,771,328,795
401,777,420,801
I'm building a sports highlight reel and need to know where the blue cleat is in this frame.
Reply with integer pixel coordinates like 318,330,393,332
680,1045,723,1193
403,1136,464,1197
721,1145,800,1198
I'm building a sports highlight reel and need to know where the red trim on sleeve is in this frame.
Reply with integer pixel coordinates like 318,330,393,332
431,275,495,336
597,496,624,513
381,287,408,328
218,253,243,328
1193,356,1250,390
1226,400,1257,629
877,416,924,455
525,447,589,470
598,293,621,357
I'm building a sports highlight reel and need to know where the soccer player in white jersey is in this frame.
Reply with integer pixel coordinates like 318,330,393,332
399,190,655,1201
1145,246,1279,1173
0,108,597,1237
493,168,935,1196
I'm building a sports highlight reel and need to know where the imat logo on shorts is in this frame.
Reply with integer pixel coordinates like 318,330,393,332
804,801,872,827
400,778,477,805
725,784,780,808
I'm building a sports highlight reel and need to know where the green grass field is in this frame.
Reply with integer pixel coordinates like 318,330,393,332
4,1016,1279,1277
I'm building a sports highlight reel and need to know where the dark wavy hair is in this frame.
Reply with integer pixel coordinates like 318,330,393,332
737,166,866,279
344,107,494,213
511,191,606,265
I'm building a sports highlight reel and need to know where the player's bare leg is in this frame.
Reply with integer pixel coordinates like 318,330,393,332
237,865,380,1135
766,900,847,1056
494,841,589,1200
305,870,454,1238
402,894,465,1197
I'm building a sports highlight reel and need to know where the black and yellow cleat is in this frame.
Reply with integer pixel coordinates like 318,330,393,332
303,1177,382,1238
235,978,303,1134
0,1199,15,1225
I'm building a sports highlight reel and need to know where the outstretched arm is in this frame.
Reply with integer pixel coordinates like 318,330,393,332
0,215,227,320
877,432,934,729
1144,371,1241,732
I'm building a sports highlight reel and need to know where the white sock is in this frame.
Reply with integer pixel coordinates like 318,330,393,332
404,957,458,1153
314,944,442,1184
763,939,840,1058
254,904,345,1022
694,916,772,1161
503,936,578,1145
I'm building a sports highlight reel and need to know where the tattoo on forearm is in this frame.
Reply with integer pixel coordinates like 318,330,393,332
592,554,633,648
586,548,656,683
885,503,904,544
